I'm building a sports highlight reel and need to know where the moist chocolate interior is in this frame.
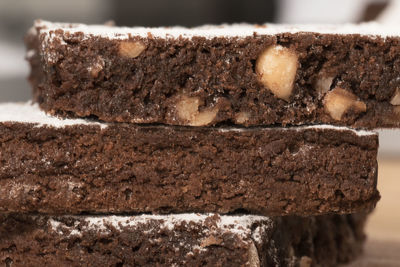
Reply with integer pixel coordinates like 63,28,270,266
26,29,400,128
0,213,367,267
0,122,379,216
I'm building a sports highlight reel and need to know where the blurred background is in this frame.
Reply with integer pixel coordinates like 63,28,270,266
0,0,399,263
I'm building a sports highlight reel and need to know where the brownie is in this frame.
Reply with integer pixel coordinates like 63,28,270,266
0,213,367,267
0,102,379,215
27,20,400,128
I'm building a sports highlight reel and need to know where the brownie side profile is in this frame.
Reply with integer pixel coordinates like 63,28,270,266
0,102,379,216
0,213,367,267
27,20,400,128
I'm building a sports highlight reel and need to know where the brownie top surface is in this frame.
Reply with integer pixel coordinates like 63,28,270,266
34,20,400,40
0,102,376,136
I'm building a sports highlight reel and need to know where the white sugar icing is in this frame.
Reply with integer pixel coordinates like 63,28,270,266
34,20,400,40
296,124,375,136
0,101,107,128
217,124,375,137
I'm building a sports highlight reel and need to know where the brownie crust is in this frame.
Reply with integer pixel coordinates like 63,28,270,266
27,21,400,128
0,213,367,267
0,104,379,216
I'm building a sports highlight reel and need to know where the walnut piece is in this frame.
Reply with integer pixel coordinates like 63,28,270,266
390,88,400,105
176,96,200,122
248,242,261,267
394,106,400,117
88,56,105,78
176,96,218,126
235,111,250,124
324,88,367,121
200,235,223,247
256,45,298,101
119,41,146,58
314,76,334,95
192,109,218,126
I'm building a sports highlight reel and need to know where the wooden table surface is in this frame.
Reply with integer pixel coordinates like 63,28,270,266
344,159,400,267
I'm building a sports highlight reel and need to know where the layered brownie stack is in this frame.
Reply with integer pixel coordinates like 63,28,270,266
3,20,400,266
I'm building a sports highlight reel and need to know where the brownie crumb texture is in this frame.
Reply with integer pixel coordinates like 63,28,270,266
0,213,367,267
26,20,400,128
0,103,380,216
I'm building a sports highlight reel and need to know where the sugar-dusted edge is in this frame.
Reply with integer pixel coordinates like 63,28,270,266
217,124,376,137
0,101,376,136
34,19,400,40
0,101,108,129
48,213,271,244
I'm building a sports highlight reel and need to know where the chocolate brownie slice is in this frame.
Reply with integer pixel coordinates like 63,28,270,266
27,20,400,128
0,102,379,215
0,213,367,267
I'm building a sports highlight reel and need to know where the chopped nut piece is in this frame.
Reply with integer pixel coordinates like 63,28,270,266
176,96,200,122
248,242,261,267
394,106,400,117
255,45,298,101
314,76,334,95
176,95,218,126
235,111,250,124
324,88,367,121
88,56,105,78
200,235,223,247
119,41,146,58
191,108,218,126
390,88,400,105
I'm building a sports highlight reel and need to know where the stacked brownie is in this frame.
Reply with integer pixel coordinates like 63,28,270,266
3,19,399,266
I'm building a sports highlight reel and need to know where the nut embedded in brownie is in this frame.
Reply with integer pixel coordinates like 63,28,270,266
26,20,400,127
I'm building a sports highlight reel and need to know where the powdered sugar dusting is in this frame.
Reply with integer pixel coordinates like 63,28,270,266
0,102,107,128
49,218,82,237
35,20,400,40
218,124,375,137
83,213,270,233
49,218,63,234
300,124,375,136
46,214,273,265
48,213,271,245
